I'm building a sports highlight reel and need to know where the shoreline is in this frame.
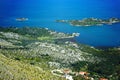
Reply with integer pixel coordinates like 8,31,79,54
0,26,119,49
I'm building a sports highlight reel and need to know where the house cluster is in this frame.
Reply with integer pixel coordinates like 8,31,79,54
49,30,80,39
52,69,108,80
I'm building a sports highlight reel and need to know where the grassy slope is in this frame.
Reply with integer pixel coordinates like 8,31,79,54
0,53,65,80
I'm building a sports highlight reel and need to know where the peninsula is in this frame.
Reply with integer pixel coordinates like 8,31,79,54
56,17,120,27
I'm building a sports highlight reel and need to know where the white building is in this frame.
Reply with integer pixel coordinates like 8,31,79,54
65,75,73,80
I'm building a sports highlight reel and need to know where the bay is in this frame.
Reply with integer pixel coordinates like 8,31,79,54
0,0,120,47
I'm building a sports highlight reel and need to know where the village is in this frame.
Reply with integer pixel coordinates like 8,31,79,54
51,69,108,80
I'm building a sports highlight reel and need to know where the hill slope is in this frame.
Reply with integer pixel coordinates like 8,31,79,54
0,53,65,80
0,27,120,80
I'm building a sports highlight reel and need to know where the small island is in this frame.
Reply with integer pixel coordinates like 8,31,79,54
56,17,120,27
16,17,28,22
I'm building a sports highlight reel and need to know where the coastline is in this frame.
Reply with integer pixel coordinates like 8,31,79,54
0,26,119,49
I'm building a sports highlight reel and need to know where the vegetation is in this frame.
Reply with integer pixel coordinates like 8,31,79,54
71,48,120,80
0,54,65,80
56,17,120,27
0,27,51,38
0,27,120,80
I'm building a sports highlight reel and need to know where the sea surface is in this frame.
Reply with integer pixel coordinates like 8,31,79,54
0,0,120,48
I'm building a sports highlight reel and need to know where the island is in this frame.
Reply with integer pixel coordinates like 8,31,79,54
56,17,120,27
16,17,28,22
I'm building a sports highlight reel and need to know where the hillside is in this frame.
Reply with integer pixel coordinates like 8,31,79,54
0,27,120,80
0,53,65,80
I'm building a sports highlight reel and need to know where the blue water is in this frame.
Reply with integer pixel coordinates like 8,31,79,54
0,0,120,47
